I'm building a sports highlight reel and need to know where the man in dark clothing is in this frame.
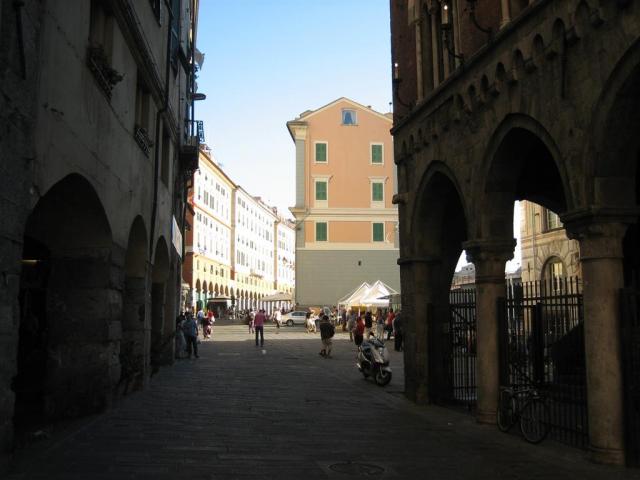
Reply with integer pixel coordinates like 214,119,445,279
364,311,373,338
319,315,335,358
393,311,403,352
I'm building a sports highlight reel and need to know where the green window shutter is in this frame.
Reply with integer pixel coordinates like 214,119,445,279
373,223,384,242
371,144,382,163
315,181,327,201
372,183,383,201
315,143,327,162
316,222,327,241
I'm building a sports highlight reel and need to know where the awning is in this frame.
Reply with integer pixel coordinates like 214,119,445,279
261,292,293,302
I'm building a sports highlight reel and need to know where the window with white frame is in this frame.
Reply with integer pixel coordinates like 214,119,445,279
315,142,327,163
371,181,384,203
342,109,357,125
372,222,384,242
371,143,383,164
316,222,328,242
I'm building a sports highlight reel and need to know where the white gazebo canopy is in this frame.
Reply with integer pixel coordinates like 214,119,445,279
337,282,371,307
337,280,398,308
359,280,399,307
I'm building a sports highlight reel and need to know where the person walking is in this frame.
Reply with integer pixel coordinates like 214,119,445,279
183,313,199,359
354,315,365,347
254,309,266,347
196,307,205,337
319,315,335,358
175,312,187,359
385,308,395,340
393,311,403,352
274,309,281,334
347,309,356,342
375,308,385,339
364,311,373,338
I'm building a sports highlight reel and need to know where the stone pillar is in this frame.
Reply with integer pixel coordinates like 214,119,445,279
464,239,514,424
564,216,630,465
430,9,441,88
45,252,122,419
500,0,511,27
399,256,444,404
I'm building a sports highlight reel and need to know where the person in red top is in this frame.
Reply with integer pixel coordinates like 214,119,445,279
385,308,395,340
253,309,266,347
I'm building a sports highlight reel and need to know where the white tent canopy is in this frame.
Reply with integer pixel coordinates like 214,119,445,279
338,280,398,308
261,292,293,302
337,282,371,306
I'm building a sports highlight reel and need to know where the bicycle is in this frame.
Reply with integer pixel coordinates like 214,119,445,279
497,386,550,444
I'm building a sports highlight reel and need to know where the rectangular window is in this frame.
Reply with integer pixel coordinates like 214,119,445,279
545,209,562,230
315,142,327,163
372,182,384,202
372,223,384,242
316,222,327,242
342,109,357,125
371,144,383,164
315,180,327,201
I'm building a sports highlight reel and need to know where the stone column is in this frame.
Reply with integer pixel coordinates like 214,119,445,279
464,239,514,424
500,0,511,28
430,8,441,88
564,215,630,465
398,256,444,404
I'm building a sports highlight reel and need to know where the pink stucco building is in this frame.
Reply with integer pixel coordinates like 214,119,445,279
287,98,400,307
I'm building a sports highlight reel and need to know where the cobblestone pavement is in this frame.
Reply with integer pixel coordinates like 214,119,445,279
7,324,640,479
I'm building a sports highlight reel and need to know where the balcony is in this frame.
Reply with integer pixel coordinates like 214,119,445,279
133,125,153,157
180,135,200,174
86,45,123,99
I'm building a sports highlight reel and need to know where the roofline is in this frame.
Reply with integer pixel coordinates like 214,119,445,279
290,97,393,124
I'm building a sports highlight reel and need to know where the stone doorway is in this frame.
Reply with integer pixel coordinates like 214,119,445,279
14,174,117,435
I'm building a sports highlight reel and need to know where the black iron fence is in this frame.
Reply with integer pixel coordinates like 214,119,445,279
621,288,640,467
448,288,477,408
499,277,588,448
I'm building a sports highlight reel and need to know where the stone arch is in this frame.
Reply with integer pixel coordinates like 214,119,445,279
225,285,229,296
407,162,469,403
589,36,640,207
15,173,115,431
541,255,567,283
150,237,170,370
120,216,148,395
475,114,572,240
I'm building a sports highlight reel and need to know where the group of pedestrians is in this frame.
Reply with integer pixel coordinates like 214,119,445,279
345,308,403,351
175,307,219,359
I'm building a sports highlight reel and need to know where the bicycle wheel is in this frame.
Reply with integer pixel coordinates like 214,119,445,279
520,399,550,444
497,392,516,432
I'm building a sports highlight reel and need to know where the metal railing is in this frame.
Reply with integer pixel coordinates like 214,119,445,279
499,277,588,448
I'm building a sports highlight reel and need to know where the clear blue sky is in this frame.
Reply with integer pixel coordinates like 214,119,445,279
195,0,393,217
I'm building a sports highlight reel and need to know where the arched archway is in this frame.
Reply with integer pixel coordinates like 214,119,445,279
15,174,115,433
151,238,170,370
120,216,148,394
472,119,581,430
479,117,570,240
407,164,468,405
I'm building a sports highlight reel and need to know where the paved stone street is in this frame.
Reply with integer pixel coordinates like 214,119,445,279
7,324,640,479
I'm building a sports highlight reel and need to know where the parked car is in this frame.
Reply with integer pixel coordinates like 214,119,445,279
279,311,308,327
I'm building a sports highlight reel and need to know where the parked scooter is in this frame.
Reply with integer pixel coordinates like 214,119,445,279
356,334,392,386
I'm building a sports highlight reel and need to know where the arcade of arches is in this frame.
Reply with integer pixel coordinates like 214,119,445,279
392,3,640,466
11,175,180,443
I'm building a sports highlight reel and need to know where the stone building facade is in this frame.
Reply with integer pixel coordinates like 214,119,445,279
0,0,199,470
287,98,400,308
391,0,640,466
